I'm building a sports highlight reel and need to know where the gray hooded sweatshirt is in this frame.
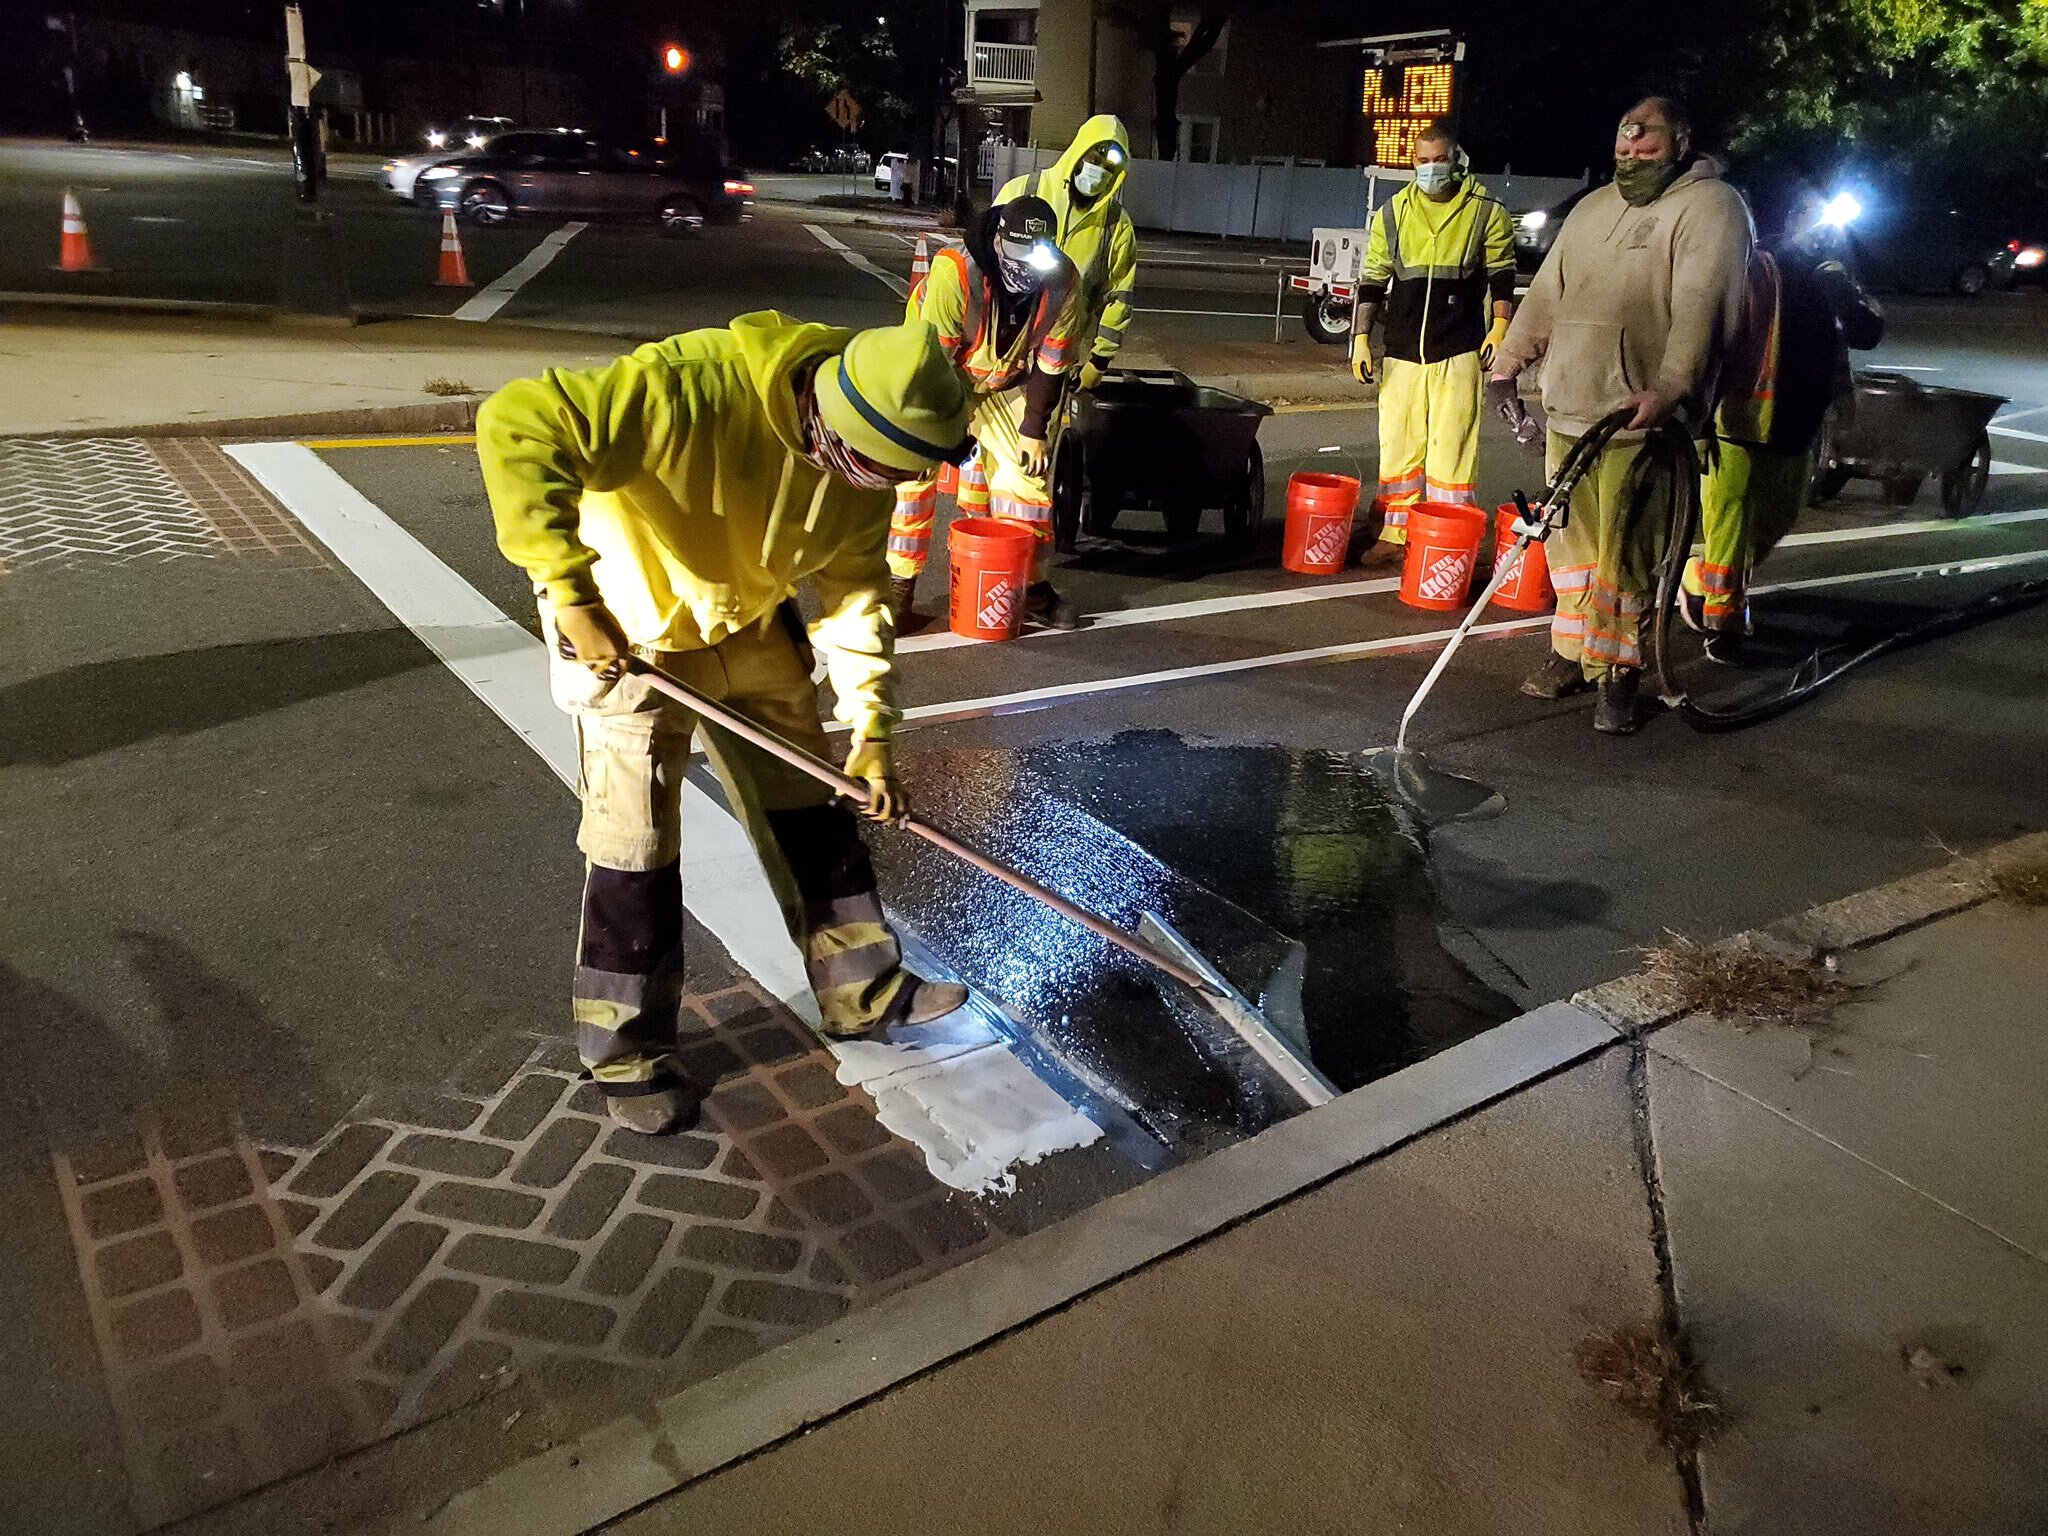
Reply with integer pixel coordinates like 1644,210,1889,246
1495,157,1754,438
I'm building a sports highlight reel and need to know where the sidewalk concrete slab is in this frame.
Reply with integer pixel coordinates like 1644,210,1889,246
606,1047,1689,1536
1652,899,2048,1258
1645,896,2048,1536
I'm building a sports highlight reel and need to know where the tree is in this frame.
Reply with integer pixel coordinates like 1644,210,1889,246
1097,0,1231,159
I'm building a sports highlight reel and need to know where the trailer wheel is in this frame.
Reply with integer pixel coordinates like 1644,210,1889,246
1940,431,1991,518
1301,292,1352,346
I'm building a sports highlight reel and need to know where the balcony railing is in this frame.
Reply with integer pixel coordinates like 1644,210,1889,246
969,42,1036,86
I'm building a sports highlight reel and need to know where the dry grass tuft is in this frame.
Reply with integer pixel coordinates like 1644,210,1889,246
423,377,475,397
1576,1320,1729,1454
1643,934,1852,1028
1988,859,2048,908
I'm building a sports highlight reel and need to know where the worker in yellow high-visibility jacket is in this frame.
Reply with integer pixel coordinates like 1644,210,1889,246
1348,120,1518,570
887,197,1085,628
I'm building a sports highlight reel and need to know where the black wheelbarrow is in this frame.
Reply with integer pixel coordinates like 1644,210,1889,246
1050,369,1272,553
1814,370,2006,517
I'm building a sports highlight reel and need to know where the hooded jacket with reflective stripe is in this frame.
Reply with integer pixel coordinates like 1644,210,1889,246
908,244,1083,392
477,311,900,742
995,114,1138,367
1355,178,1517,364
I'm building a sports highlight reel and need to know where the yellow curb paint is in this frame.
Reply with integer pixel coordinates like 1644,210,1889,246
299,434,479,449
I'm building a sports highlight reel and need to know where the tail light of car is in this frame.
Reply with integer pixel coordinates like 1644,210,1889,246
724,180,756,197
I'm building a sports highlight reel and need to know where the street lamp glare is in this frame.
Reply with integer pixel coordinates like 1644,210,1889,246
662,44,689,73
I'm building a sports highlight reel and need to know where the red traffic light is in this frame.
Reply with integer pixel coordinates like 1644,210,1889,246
662,44,690,73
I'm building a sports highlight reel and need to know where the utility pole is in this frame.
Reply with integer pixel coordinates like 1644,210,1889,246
281,2,349,314
285,3,322,202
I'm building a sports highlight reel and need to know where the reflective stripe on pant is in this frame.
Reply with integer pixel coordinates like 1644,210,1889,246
1543,429,1674,679
1374,351,1483,544
550,612,912,1079
888,478,939,580
1684,439,1811,631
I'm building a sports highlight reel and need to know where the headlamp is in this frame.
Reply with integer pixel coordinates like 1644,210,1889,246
1817,191,1862,229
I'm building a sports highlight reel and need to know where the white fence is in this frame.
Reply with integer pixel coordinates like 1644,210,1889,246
969,42,1036,86
989,145,1584,243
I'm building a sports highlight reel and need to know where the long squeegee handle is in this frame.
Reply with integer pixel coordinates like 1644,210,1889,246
626,658,1217,995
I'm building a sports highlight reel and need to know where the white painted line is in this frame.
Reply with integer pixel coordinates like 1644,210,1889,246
1136,306,1288,319
1876,363,1942,372
804,222,909,297
879,537,2048,728
899,576,1401,653
1780,505,2048,546
223,441,1093,1192
1990,422,2048,445
451,221,587,323
1990,461,2048,476
1993,402,2048,426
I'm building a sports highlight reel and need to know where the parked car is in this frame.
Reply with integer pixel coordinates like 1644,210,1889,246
871,151,959,194
1513,184,1595,274
1990,237,2048,290
425,115,513,152
418,131,754,231
1836,202,2016,295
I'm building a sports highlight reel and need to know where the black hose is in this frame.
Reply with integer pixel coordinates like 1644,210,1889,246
1625,422,2048,731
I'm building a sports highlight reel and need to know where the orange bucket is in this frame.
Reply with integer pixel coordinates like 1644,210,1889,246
1280,472,1360,575
1398,502,1488,611
947,517,1037,641
1490,503,1555,613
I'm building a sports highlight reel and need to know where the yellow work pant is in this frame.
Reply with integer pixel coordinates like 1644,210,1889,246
888,386,1052,581
1684,439,1811,631
1374,351,1483,544
1545,430,1676,680
545,610,912,1082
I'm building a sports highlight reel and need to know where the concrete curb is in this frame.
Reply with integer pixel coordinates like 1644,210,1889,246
301,829,2042,1534
17,397,482,444
0,290,278,320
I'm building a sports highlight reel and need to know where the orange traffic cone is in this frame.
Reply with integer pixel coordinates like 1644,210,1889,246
435,210,471,288
55,187,97,272
908,234,929,300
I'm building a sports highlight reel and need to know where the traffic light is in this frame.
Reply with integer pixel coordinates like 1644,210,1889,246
661,43,691,74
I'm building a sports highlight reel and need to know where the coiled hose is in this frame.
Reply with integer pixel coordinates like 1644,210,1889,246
1548,414,2048,732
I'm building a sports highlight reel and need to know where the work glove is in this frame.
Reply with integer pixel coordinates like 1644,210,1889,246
1622,388,1680,431
553,599,630,680
1487,375,1542,451
1349,333,1375,386
1017,435,1050,480
1079,360,1107,391
1479,315,1512,370
843,738,904,823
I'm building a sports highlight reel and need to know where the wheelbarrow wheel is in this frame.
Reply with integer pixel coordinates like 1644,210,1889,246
1050,434,1085,553
1941,431,1992,518
1222,440,1266,549
1809,414,1851,503
1881,473,1924,507
1081,473,1122,540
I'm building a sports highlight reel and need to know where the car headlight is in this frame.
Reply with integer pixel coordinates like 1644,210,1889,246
421,165,460,180
426,130,446,148
466,133,486,149
2018,246,2045,269
1518,209,1547,232
383,161,398,173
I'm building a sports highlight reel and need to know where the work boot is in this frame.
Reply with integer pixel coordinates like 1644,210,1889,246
1025,580,1082,631
1358,539,1406,573
1593,667,1642,735
889,575,919,626
906,978,969,1024
602,1076,701,1138
1520,652,1594,700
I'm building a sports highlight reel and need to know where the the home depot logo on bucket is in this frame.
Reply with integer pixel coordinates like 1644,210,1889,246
1303,512,1350,569
1416,543,1473,603
976,569,1016,632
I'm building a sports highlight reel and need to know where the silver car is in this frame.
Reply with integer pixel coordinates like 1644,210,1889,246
418,131,753,232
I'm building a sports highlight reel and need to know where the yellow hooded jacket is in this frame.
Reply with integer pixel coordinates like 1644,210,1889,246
477,311,900,742
995,114,1137,369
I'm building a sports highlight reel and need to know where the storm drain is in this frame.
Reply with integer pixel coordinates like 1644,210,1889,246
54,978,1004,1527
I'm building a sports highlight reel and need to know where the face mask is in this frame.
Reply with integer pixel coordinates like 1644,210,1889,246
799,376,903,490
995,248,1039,293
1613,156,1683,206
1413,162,1459,195
1072,160,1111,197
